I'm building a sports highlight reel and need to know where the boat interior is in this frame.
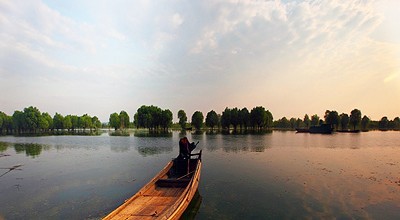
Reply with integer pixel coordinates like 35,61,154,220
156,159,199,188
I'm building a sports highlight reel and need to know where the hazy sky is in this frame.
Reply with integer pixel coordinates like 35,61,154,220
1,0,399,122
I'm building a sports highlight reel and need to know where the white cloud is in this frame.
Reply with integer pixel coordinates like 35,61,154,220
172,13,184,28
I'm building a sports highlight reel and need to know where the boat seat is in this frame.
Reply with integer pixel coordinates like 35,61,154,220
156,178,190,188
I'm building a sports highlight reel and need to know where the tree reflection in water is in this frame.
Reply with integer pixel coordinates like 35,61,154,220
14,143,49,158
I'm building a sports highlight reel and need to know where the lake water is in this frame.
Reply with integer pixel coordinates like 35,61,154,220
0,131,399,219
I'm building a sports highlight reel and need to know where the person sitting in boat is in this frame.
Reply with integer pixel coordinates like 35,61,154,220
178,137,196,160
170,137,196,176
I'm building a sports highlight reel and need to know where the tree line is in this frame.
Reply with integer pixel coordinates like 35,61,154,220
110,105,274,132
0,106,101,135
1,106,399,135
273,109,400,131
197,106,273,131
107,106,400,132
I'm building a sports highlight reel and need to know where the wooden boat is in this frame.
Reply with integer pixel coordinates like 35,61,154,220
309,124,333,134
296,124,333,134
103,150,202,220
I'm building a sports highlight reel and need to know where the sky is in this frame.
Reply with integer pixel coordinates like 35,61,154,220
1,0,400,122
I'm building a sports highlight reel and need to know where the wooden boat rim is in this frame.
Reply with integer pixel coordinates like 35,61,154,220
103,151,202,220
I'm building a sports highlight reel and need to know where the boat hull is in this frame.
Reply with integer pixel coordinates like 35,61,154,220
103,152,202,220
309,124,333,134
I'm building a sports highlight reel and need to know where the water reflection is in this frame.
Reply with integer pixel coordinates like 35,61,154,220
281,147,400,219
134,137,174,156
0,142,10,155
180,190,202,220
202,134,272,153
14,143,49,158
133,130,173,137
0,131,399,219
204,130,273,135
109,130,130,136
137,146,173,156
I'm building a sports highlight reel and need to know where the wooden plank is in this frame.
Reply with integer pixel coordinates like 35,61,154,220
143,187,184,197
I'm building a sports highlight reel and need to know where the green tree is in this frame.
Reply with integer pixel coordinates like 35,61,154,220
53,113,64,130
0,114,3,132
191,111,204,130
230,108,239,131
92,116,101,130
135,105,157,130
289,118,297,129
274,117,290,128
109,112,120,130
0,112,6,134
177,110,187,130
119,111,130,129
361,115,370,131
205,110,219,130
393,117,400,130
325,110,339,129
71,115,79,131
349,109,362,131
311,114,320,126
12,110,25,134
160,109,173,131
239,108,250,130
296,118,303,128
303,114,310,128
265,110,273,128
42,112,53,131
0,112,6,132
133,113,138,128
2,114,13,134
63,115,72,131
379,116,389,130
134,105,172,131
250,106,266,130
81,114,92,131
38,115,49,132
24,106,41,133
221,107,231,130
339,113,349,130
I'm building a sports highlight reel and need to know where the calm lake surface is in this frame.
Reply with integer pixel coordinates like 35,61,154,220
0,131,399,219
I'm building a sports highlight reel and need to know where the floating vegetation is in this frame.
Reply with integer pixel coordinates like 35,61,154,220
110,130,130,136
0,142,10,152
133,130,172,138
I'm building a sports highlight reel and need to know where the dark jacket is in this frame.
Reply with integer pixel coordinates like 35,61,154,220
178,137,196,160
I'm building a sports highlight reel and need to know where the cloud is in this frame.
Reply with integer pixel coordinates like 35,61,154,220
1,0,399,120
384,72,399,83
172,13,184,28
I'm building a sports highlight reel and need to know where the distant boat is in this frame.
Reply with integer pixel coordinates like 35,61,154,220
295,128,309,133
296,124,333,134
309,124,333,134
103,151,202,220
